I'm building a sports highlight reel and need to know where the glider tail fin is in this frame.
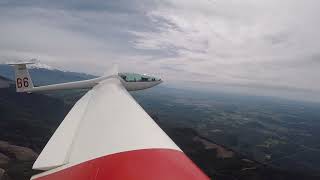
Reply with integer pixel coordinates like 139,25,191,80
9,62,34,92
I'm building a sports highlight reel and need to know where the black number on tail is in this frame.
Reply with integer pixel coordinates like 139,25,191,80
23,77,29,87
16,77,29,88
17,78,22,88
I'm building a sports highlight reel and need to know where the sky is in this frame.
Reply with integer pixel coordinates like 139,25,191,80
0,0,319,102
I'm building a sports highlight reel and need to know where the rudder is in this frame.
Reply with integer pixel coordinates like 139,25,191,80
9,63,34,92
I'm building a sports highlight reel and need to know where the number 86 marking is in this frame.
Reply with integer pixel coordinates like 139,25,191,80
17,77,29,88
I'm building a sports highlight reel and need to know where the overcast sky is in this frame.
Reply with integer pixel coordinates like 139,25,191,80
0,0,319,102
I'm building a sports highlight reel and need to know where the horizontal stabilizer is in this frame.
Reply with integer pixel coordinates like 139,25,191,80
7,62,35,65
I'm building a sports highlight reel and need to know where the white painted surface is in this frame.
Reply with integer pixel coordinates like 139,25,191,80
121,79,162,91
29,77,103,92
24,75,161,92
68,78,180,163
33,91,93,170
13,64,34,92
33,78,180,171
10,63,162,93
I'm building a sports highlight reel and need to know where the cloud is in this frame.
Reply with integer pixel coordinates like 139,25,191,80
132,0,320,93
0,0,319,101
0,1,156,74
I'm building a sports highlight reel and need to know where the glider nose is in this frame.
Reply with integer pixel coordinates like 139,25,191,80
151,78,162,88
156,79,163,86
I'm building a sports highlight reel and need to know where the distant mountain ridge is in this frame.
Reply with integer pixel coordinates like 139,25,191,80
0,75,12,89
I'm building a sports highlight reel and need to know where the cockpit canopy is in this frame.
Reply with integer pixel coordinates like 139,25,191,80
118,73,161,82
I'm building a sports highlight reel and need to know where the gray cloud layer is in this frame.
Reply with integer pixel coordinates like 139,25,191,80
0,0,319,102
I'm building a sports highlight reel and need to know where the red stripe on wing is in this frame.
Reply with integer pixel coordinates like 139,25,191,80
33,149,209,180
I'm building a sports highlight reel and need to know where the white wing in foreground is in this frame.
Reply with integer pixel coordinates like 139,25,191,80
32,91,93,170
8,63,208,179
33,77,180,170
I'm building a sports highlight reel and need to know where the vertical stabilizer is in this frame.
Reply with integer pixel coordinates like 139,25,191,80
9,62,34,92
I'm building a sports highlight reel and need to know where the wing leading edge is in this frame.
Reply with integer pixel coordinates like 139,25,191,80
32,91,93,170
32,78,209,180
